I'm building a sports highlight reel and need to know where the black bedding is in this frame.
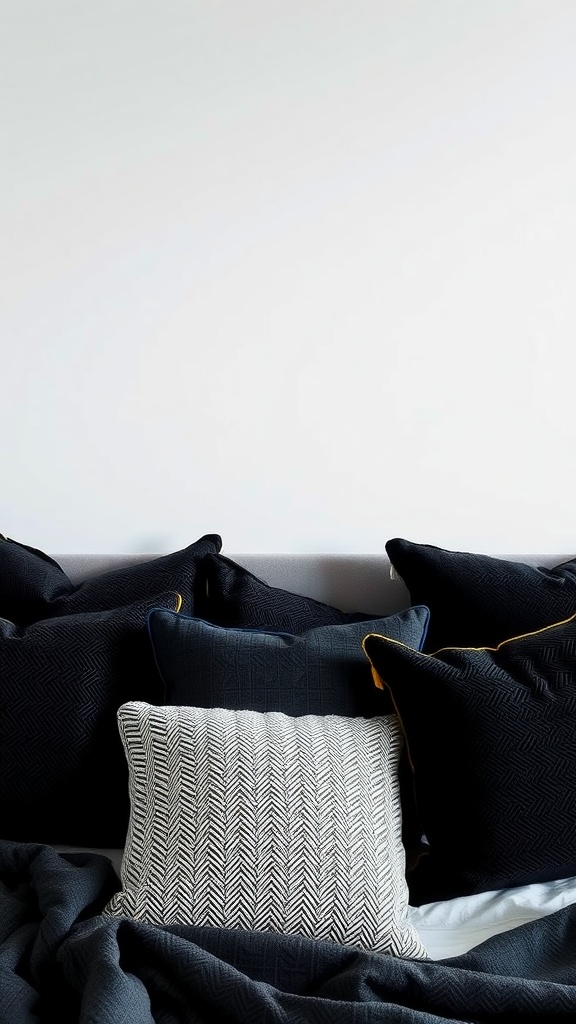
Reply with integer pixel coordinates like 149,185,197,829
2,842,576,1023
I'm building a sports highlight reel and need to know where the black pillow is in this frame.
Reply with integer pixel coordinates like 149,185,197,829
148,605,430,717
195,553,379,632
363,614,576,904
0,534,221,623
148,605,430,863
386,537,576,651
0,591,181,847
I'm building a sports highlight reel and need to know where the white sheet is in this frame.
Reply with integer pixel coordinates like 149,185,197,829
409,874,576,959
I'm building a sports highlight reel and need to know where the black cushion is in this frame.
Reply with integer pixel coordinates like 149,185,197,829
386,537,576,651
0,534,221,623
149,605,430,862
0,592,181,847
363,614,576,904
195,554,379,632
148,605,430,717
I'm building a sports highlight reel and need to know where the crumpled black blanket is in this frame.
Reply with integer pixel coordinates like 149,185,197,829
2,840,576,1024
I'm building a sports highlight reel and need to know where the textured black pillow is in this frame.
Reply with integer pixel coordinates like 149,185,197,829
148,605,430,717
0,591,181,847
195,553,378,632
363,614,576,904
0,534,221,623
386,537,576,651
148,605,430,864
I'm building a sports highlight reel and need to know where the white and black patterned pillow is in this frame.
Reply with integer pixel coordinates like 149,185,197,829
104,702,427,958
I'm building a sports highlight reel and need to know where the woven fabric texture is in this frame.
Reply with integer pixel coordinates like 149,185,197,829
148,605,429,716
0,534,221,622
0,592,180,846
386,537,576,651
194,553,380,632
104,702,427,958
363,613,576,904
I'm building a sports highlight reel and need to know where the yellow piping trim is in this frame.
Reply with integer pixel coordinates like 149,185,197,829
429,610,576,657
361,633,419,655
361,611,576,660
361,614,576,770
361,634,416,772
370,665,384,691
174,592,183,613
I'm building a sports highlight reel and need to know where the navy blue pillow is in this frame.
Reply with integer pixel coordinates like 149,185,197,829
148,606,429,718
0,534,221,623
363,613,576,904
386,537,576,651
0,591,181,847
148,605,430,862
195,553,380,633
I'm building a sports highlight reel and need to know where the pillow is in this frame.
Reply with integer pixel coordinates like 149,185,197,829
103,702,427,958
362,614,576,905
0,591,181,847
386,537,576,651
148,606,429,862
148,605,430,716
0,533,221,623
195,553,379,632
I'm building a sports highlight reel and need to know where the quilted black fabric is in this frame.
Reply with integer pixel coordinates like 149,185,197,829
195,553,378,632
363,614,576,904
0,592,180,847
0,533,221,623
5,839,576,1024
149,606,429,716
386,537,576,651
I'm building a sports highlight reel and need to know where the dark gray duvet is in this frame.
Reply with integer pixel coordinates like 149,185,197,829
2,840,576,1023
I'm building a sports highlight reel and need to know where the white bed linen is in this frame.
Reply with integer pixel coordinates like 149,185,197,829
408,874,576,959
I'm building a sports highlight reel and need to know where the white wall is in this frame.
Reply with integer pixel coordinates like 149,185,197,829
1,0,575,554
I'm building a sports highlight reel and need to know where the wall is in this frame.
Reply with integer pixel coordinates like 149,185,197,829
1,1,575,554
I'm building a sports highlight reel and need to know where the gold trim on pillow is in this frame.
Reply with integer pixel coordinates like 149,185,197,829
428,610,576,656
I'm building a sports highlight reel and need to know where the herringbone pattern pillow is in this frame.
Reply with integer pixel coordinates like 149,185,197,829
0,593,180,846
104,702,427,958
195,554,378,631
363,613,576,904
0,534,221,622
386,537,576,651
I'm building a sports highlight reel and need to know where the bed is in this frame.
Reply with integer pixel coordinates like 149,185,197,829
2,533,576,1022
